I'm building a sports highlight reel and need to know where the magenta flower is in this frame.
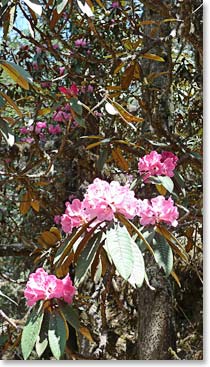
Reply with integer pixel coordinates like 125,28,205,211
35,121,47,134
111,1,120,8
20,127,30,134
53,110,70,123
48,124,62,135
138,151,178,181
75,38,87,48
138,196,179,227
59,83,79,96
59,66,65,76
24,268,76,307
54,215,61,225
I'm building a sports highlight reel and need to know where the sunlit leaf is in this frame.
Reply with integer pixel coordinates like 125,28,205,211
77,0,94,17
127,240,145,288
141,53,165,62
79,327,95,343
20,191,31,215
0,118,15,146
23,0,42,16
105,223,134,281
57,0,68,14
112,101,144,123
35,313,49,358
121,63,135,89
105,102,118,115
112,147,129,171
21,303,44,360
48,311,67,360
0,60,32,89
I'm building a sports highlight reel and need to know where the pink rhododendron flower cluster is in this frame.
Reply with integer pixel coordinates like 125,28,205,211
138,151,178,181
61,178,138,233
137,196,179,227
24,268,76,307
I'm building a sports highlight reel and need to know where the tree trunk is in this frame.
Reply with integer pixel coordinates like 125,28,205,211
137,258,176,360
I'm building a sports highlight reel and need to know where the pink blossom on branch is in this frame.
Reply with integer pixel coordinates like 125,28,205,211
138,150,178,181
24,268,76,307
137,196,179,227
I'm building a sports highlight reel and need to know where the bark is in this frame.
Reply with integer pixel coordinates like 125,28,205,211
137,258,176,360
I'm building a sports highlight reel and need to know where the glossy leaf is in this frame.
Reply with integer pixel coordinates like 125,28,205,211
48,311,67,360
70,98,83,116
35,313,49,358
127,239,145,288
112,101,144,123
0,91,23,117
0,118,15,146
105,223,134,281
57,0,68,13
23,0,42,15
0,60,32,90
21,303,44,360
157,176,174,193
152,234,173,276
74,233,102,286
112,147,129,171
121,63,135,89
142,53,165,62
20,191,31,215
59,303,80,330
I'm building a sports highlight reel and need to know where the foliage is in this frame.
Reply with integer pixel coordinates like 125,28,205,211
0,0,202,360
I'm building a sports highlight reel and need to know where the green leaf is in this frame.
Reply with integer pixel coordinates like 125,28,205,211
23,0,42,16
105,223,134,281
127,239,145,288
74,115,85,127
74,233,102,286
21,303,44,360
0,60,33,90
0,118,15,146
57,0,68,13
70,98,83,116
0,95,6,108
59,303,80,330
152,234,173,276
157,176,174,193
48,311,67,360
35,313,49,358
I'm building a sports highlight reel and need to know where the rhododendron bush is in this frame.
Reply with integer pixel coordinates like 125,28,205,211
0,0,202,361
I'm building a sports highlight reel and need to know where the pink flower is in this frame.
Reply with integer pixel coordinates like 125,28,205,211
20,127,30,134
138,151,178,181
75,38,87,47
53,110,70,123
48,124,62,134
52,43,59,50
20,137,34,143
111,1,120,8
59,67,65,76
32,62,39,71
61,199,88,234
24,268,76,307
137,196,179,227
41,81,51,88
35,121,47,134
83,178,138,222
54,215,61,225
59,83,79,96
87,85,94,93
61,274,76,304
